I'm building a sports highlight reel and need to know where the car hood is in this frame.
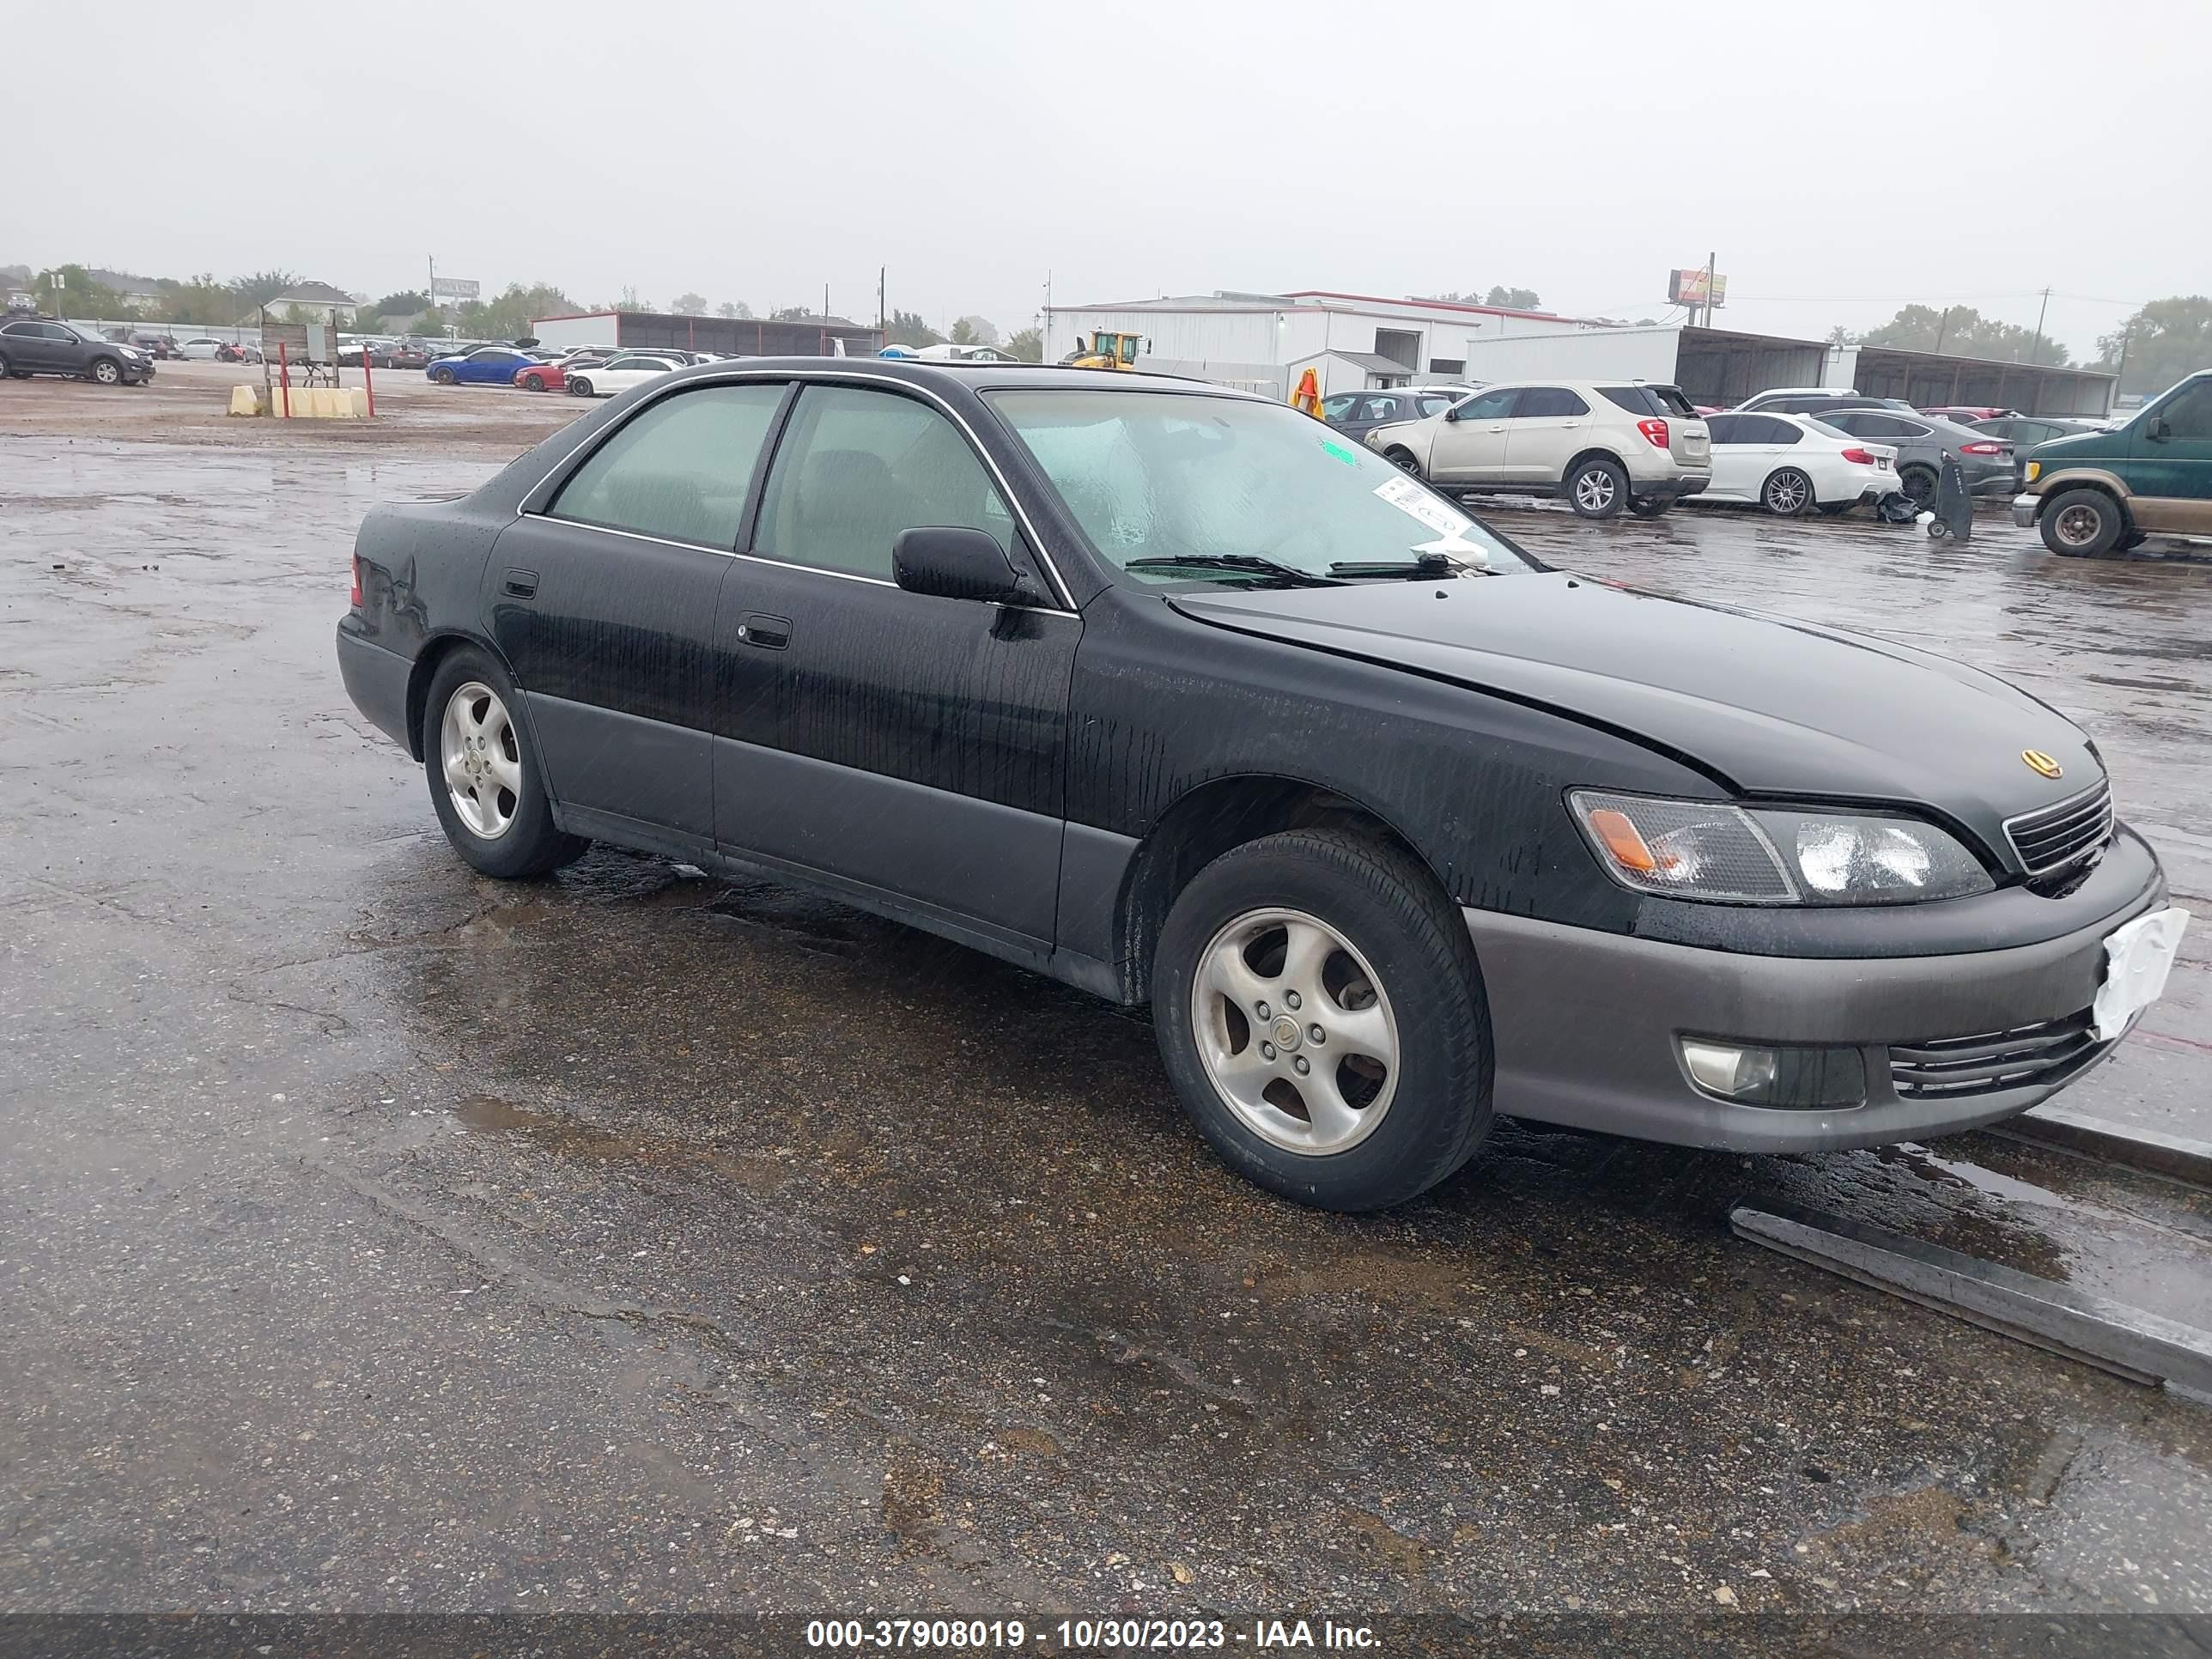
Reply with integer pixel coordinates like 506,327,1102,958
2033,428,2122,457
1167,573,2099,852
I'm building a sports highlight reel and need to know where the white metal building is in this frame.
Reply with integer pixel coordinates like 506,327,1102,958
1042,290,1608,397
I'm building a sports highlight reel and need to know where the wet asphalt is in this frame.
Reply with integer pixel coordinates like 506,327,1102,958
3,369,2210,1624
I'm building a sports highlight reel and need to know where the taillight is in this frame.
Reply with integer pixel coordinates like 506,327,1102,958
1960,441,2006,455
1637,417,1670,448
1839,447,1876,465
349,555,363,608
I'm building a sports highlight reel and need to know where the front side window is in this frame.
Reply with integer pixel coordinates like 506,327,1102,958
2153,380,2212,440
1705,414,1742,444
988,388,1539,586
1455,387,1520,422
753,385,1014,580
1321,394,1359,421
549,382,784,548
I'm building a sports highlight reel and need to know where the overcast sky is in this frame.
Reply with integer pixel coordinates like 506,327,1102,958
15,0,2206,357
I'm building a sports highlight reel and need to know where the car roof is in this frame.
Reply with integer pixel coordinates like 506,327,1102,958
654,356,1261,398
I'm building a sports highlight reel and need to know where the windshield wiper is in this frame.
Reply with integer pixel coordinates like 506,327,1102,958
1328,551,1491,578
1123,554,1340,587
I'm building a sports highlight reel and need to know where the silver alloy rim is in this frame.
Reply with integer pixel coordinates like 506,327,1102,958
94,360,119,384
1574,467,1617,512
1767,473,1809,514
440,681,522,841
1189,907,1401,1155
2054,503,2101,548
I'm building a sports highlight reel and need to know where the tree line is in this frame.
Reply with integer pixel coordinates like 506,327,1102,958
1826,297,2212,393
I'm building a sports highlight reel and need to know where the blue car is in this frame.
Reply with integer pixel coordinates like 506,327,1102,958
424,345,543,386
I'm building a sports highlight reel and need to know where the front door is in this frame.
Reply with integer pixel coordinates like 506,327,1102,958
2128,377,2212,534
1500,386,1594,483
1425,386,1521,483
490,380,788,841
709,381,1079,947
2,321,70,373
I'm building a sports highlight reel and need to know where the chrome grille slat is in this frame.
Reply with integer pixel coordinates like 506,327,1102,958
2003,781,2113,876
1889,1006,2106,1100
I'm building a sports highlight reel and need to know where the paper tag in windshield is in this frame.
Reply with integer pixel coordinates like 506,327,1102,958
1372,476,1490,562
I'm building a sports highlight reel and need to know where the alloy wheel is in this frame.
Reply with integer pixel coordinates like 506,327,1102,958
1189,907,1400,1155
440,681,522,840
1573,467,1618,514
1765,473,1810,514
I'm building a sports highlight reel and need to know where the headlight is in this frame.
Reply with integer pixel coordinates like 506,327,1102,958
2024,460,2041,483
1570,790,1994,906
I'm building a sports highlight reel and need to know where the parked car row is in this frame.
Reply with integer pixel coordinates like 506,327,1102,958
0,317,157,385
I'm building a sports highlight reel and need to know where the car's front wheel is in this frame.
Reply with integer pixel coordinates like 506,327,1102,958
1152,830,1493,1212
1627,495,1671,518
1566,455,1628,519
1761,467,1814,516
568,377,593,398
89,356,122,386
434,367,457,386
1382,446,1420,476
2039,488,2126,558
423,648,589,879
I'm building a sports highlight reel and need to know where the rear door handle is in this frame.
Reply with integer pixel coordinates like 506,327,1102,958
502,568,538,599
736,612,790,650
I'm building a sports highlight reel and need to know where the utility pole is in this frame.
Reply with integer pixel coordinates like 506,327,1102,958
2028,285,2051,367
1933,304,1954,354
2113,318,2134,401
427,255,436,332
823,282,830,321
878,266,886,343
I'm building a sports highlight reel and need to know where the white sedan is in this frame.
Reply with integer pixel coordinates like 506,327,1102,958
563,354,684,398
177,337,231,360
1692,410,1899,516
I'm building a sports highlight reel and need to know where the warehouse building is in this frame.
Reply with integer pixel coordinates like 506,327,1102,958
1452,319,2115,417
1042,290,1609,397
528,309,882,357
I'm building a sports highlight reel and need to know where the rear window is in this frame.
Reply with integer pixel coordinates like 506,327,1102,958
1599,386,1695,417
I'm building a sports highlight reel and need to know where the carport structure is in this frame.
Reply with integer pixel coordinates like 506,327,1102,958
1844,343,2114,416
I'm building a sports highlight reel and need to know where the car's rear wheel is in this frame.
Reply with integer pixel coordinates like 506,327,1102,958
1152,829,1493,1212
90,357,122,386
423,649,589,879
434,367,457,386
521,373,544,392
1626,495,1671,518
1898,464,1938,510
1566,455,1628,519
1761,468,1814,516
2039,488,2125,558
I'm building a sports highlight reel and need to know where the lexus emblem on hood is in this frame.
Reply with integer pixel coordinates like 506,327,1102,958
2022,750,2064,780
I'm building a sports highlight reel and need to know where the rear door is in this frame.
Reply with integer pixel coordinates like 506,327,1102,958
5,321,70,373
2127,377,2212,532
1499,386,1592,483
493,379,788,841
1426,386,1520,482
708,380,1079,947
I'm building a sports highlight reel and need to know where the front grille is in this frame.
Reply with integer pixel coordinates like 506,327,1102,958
1889,1008,2104,1100
2004,780,2113,875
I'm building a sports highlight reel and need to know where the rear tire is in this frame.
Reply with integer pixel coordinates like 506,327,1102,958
521,373,544,392
423,647,589,879
1151,829,1493,1212
1626,495,1671,518
1898,465,1938,510
1566,455,1628,519
2039,488,2125,558
1761,467,1814,516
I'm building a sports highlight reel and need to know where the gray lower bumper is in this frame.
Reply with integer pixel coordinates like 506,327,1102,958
2011,493,2039,528
1461,902,2155,1152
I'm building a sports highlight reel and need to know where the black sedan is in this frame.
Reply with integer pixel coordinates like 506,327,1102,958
336,361,2184,1212
1321,386,1473,444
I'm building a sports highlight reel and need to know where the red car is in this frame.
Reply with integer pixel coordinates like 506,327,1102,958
1918,404,2017,423
513,350,616,392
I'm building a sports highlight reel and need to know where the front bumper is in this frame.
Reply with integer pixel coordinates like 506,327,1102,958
1462,875,2167,1152
2011,492,2040,528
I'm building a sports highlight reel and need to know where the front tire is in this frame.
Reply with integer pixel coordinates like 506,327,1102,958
434,367,457,386
1627,495,1671,518
1152,830,1493,1212
568,377,593,398
90,356,122,386
1566,455,1628,519
1761,468,1814,516
423,648,588,879
2039,488,2125,558
1383,446,1419,476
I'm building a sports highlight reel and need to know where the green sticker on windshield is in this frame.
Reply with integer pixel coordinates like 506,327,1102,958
1321,440,1358,465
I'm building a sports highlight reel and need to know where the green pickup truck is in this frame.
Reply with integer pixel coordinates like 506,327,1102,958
2013,369,2212,555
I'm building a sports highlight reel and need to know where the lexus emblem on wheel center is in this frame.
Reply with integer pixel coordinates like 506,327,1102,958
2022,750,2064,780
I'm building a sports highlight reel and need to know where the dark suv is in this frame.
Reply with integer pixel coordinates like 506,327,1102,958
0,318,154,385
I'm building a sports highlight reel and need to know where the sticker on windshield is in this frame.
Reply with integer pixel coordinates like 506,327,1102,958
1372,476,1491,561
1320,439,1359,466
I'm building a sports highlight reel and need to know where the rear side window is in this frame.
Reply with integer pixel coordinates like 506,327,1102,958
1600,386,1697,417
752,385,1014,580
550,382,785,548
1517,387,1590,418
1856,415,1927,438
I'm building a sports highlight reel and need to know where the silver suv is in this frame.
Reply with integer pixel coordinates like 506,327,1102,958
1362,380,1711,519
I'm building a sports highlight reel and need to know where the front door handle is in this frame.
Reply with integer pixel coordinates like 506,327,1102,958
1486,423,1507,432
502,568,538,599
736,612,791,650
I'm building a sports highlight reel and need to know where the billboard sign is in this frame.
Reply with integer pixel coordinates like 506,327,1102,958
429,277,480,302
1668,268,1726,307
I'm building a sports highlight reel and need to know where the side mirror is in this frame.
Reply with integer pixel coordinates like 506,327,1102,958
893,526,1035,605
2146,417,2172,442
1443,404,1462,422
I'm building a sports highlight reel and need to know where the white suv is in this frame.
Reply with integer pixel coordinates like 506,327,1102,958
1362,380,1712,519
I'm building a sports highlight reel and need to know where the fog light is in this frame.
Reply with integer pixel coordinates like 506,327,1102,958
1678,1038,1865,1109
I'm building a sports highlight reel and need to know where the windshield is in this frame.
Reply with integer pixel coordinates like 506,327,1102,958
988,389,1540,585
